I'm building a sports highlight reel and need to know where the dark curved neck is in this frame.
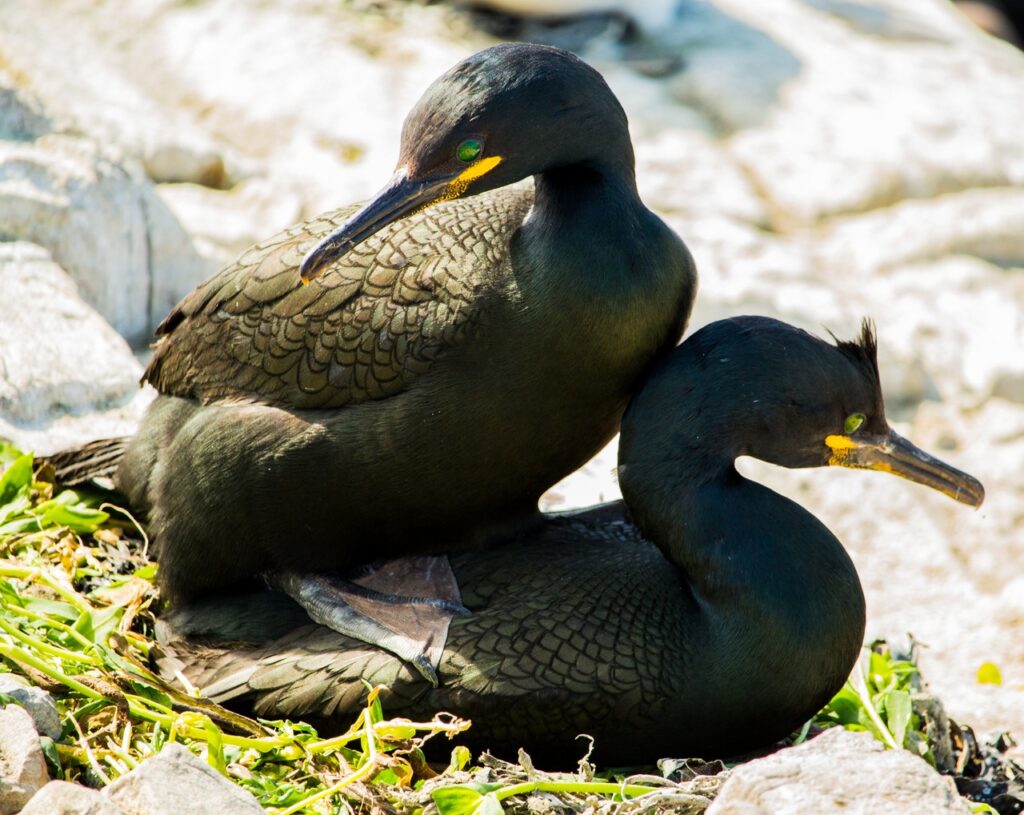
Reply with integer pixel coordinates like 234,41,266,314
524,162,647,285
532,158,640,224
619,441,865,685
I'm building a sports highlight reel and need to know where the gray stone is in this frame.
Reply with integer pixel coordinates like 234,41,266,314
103,743,263,815
0,133,214,345
706,728,970,815
0,704,49,815
0,242,141,426
20,781,128,815
0,674,62,740
0,72,52,142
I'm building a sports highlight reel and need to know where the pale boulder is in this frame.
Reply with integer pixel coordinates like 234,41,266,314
707,728,970,814
103,743,264,815
0,242,150,451
0,704,50,815
0,132,213,346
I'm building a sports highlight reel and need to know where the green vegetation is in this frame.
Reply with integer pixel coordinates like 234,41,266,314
810,644,933,763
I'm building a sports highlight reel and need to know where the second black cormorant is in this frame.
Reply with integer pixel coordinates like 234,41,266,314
159,316,984,765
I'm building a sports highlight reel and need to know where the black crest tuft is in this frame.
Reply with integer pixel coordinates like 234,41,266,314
831,319,880,389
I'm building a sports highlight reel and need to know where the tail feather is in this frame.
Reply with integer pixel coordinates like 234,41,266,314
43,437,130,486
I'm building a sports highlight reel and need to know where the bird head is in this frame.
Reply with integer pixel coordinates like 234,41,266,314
623,316,984,509
299,43,631,282
732,317,984,508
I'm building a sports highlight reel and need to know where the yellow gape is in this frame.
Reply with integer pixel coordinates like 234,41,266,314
440,155,504,202
824,434,859,466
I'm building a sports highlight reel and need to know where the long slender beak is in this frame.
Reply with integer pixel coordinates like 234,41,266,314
299,167,447,282
825,430,985,508
299,156,504,282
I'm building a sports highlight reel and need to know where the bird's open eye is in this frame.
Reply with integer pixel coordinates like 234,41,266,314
844,413,866,434
456,138,483,163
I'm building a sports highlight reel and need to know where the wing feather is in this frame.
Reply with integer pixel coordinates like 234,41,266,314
145,187,533,408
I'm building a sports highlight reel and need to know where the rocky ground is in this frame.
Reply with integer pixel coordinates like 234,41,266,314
0,0,1022,803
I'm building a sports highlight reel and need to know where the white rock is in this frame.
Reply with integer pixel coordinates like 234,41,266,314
102,743,263,815
0,704,49,815
706,728,970,814
0,242,141,428
471,0,677,30
0,675,61,740
0,132,214,345
20,780,128,815
158,176,305,262
716,0,1024,222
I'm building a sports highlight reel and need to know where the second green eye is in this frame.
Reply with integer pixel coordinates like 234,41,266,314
456,138,483,163
844,413,866,434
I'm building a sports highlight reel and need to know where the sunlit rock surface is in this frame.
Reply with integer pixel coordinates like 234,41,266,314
707,727,971,814
0,0,1021,758
0,242,153,452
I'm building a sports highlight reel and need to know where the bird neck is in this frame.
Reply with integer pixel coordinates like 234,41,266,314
530,157,642,235
619,414,865,689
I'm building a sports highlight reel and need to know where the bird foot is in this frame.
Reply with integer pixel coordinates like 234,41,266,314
267,555,466,687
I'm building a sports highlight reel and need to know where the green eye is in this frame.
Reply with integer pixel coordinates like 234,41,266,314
844,413,866,434
456,138,483,163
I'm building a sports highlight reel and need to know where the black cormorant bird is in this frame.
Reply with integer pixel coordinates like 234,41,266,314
84,43,695,679
158,316,984,766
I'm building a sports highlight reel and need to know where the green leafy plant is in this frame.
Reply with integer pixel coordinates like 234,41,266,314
811,644,934,764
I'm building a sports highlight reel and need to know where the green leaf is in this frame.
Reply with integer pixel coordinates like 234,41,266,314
0,492,32,526
39,736,64,780
868,650,893,690
476,794,504,815
36,492,109,533
16,595,79,621
884,690,912,748
129,681,173,709
0,441,25,470
376,719,417,741
820,688,862,726
367,691,384,724
374,767,402,785
132,564,158,581
450,744,472,772
0,516,39,536
72,605,123,646
0,581,25,608
0,452,33,506
432,785,505,815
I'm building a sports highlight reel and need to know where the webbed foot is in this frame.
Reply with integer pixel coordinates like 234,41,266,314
267,555,466,686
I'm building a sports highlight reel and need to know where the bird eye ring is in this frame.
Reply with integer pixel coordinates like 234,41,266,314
456,138,483,163
844,413,866,434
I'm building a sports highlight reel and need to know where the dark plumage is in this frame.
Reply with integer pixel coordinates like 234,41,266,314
112,43,695,611
158,317,984,766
